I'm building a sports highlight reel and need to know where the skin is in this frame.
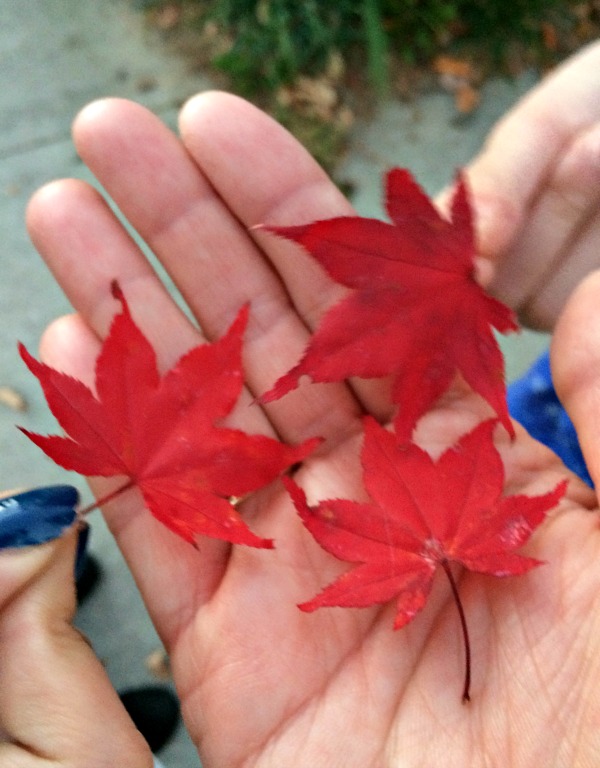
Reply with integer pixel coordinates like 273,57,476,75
0,525,152,767
2,40,600,767
457,41,600,329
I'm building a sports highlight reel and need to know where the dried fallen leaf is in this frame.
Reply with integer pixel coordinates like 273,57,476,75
0,385,27,412
145,648,172,681
432,55,473,82
455,83,481,114
153,4,181,31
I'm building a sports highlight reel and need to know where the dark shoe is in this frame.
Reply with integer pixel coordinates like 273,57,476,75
119,685,180,753
75,551,102,603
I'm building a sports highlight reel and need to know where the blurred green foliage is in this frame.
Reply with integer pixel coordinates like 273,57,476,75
208,1,362,94
142,0,578,173
198,0,568,96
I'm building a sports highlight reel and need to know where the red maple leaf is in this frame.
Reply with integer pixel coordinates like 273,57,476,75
261,169,518,439
285,418,566,700
19,283,319,548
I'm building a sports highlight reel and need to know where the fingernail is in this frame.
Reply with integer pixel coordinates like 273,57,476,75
0,485,79,549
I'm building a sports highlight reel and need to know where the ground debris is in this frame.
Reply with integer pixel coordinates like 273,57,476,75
145,648,172,681
0,386,27,412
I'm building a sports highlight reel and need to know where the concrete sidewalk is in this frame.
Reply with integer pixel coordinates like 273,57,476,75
0,2,548,766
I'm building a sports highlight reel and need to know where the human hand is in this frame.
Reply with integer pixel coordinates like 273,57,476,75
0,487,152,767
453,40,600,330
25,93,600,766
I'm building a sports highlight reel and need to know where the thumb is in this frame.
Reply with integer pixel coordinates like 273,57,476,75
0,519,152,767
551,270,600,489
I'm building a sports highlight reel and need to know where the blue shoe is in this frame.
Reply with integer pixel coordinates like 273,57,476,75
0,485,79,549
508,350,592,486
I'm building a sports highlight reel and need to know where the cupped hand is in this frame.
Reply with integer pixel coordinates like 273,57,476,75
455,39,600,330
26,93,600,767
0,511,152,767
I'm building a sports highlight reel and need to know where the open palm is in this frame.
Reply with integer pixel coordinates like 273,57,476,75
28,92,600,767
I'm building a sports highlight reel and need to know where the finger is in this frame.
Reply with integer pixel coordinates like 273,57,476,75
457,40,600,269
0,529,151,766
71,97,365,444
552,270,600,489
27,179,200,364
525,197,600,330
178,91,354,295
179,90,394,420
493,121,600,328
27,178,269,437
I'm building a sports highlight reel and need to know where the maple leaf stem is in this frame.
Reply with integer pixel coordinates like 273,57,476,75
77,479,136,517
440,558,471,703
